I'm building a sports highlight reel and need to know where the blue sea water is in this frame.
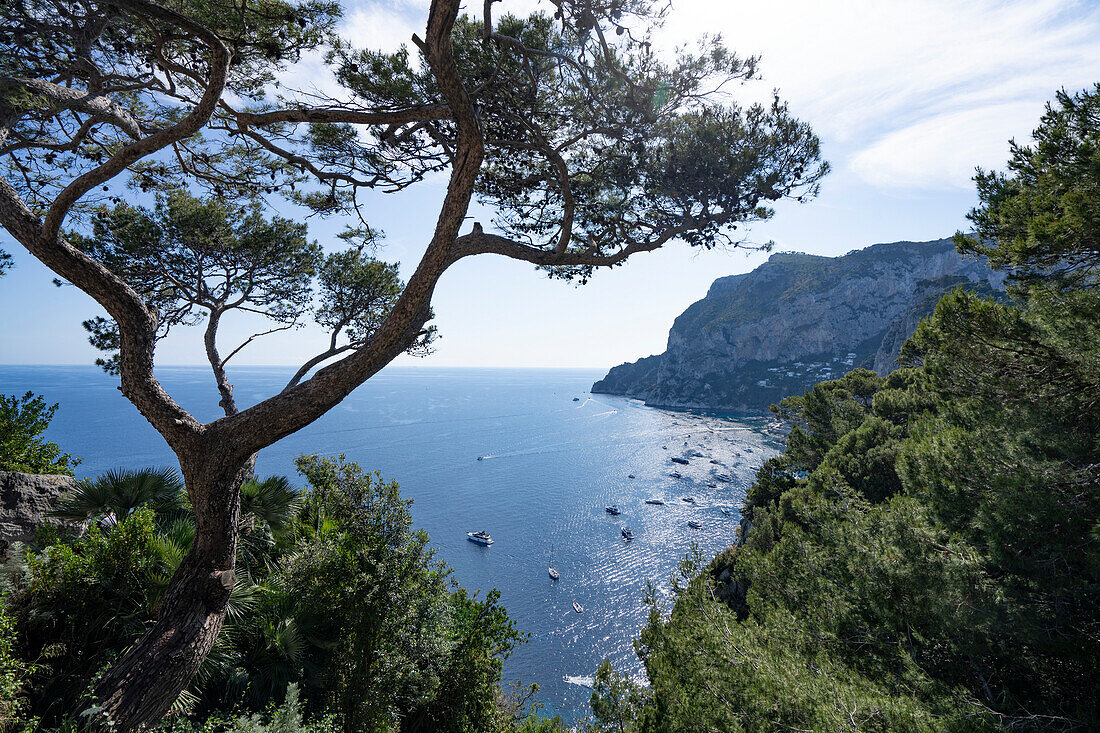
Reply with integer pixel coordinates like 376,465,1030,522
0,364,779,722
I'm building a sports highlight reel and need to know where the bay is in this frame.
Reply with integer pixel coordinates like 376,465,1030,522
0,365,778,722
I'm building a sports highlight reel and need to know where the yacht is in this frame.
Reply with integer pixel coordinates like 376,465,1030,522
621,526,634,540
573,601,583,613
548,566,560,580
645,498,665,505
605,505,622,516
688,520,702,529
466,530,494,546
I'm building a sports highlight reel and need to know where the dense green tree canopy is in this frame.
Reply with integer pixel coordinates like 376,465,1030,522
957,83,1100,289
592,85,1100,731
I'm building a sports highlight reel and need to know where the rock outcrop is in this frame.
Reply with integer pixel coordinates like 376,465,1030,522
594,238,1005,413
0,470,81,546
591,353,661,397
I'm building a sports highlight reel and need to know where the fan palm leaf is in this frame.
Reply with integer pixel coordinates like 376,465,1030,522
52,467,185,522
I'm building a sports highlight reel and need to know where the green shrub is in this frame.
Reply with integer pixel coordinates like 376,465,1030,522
0,392,78,475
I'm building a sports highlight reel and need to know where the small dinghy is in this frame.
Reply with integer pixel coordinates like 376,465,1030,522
688,520,702,529
573,601,583,613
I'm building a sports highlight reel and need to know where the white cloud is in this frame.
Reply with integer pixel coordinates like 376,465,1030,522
849,101,1041,190
657,0,1100,190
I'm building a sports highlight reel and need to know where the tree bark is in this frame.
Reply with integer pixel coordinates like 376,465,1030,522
89,450,249,727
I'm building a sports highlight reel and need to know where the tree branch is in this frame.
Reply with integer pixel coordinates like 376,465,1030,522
0,76,143,139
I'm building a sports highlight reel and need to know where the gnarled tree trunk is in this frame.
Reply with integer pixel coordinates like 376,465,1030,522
88,452,250,727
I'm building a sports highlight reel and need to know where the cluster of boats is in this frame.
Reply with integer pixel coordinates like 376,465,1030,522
465,447,741,615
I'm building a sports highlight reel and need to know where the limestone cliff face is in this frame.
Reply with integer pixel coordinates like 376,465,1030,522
593,238,1004,413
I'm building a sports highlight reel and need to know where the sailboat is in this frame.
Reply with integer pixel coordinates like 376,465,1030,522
548,542,560,580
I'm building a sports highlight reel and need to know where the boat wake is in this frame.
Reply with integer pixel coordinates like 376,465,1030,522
562,675,594,688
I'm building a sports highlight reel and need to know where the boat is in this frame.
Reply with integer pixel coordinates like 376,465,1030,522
688,520,702,529
466,530,494,545
573,601,583,613
721,508,732,516
661,445,668,450
671,457,690,465
715,473,733,482
549,566,560,580
621,526,634,540
548,542,559,579
710,459,722,464
645,499,665,505
628,473,636,479
573,397,580,401
477,456,485,461
605,505,621,515
681,496,696,503
669,471,682,479
706,482,717,488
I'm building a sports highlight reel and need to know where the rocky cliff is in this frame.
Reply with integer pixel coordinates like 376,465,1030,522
0,471,81,550
593,238,1004,413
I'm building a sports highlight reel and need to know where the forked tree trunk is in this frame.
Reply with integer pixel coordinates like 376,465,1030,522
88,453,250,728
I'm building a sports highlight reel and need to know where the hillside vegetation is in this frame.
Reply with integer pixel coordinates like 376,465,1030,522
588,84,1100,732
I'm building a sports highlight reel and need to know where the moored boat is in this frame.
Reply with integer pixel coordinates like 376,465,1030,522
573,601,583,613
605,505,621,515
466,530,494,545
688,520,702,529
645,498,665,505
671,456,690,465
682,496,696,503
669,471,682,479
549,566,560,580
621,526,634,540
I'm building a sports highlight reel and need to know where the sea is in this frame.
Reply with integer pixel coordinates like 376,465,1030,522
0,365,780,722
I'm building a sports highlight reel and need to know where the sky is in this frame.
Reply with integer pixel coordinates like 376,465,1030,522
2,0,1099,370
